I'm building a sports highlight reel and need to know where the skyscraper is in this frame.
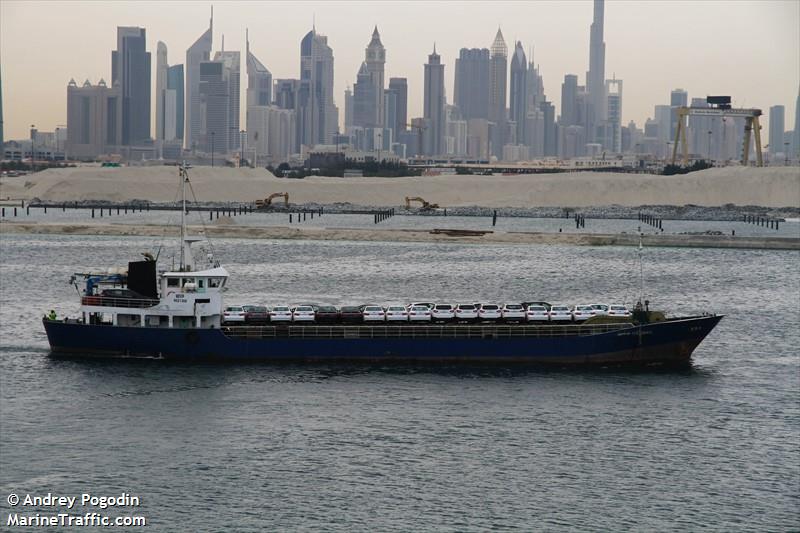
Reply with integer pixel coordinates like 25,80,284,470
793,88,800,158
198,60,228,154
768,105,785,154
213,50,241,151
388,77,408,136
246,31,272,108
185,9,213,150
489,29,508,157
112,26,151,145
274,79,298,110
1,58,5,147
365,27,386,127
560,74,579,127
353,62,377,127
344,87,354,130
156,42,182,144
605,78,623,153
586,0,606,140
66,78,122,158
297,27,338,148
454,48,490,120
167,65,184,142
156,42,168,141
670,88,688,140
423,45,445,156
509,41,527,150
246,31,276,165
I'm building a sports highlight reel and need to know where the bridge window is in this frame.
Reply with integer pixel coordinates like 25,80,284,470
167,278,179,287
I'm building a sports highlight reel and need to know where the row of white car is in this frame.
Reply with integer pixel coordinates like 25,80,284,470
223,303,632,324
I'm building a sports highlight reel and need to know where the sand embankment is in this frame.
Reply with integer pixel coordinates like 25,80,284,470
2,221,797,250
1,165,798,208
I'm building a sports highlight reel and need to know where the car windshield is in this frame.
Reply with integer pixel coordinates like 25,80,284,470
410,306,428,311
226,307,243,312
388,307,406,311
577,306,592,311
317,306,337,312
552,306,569,311
434,305,452,310
610,305,627,311
482,305,499,310
505,304,522,310
530,306,546,311
458,305,475,310
273,307,289,312
592,305,607,309
364,306,383,312
340,307,360,313
295,306,313,312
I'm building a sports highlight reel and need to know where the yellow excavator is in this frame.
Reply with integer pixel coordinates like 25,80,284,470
255,192,289,208
405,196,439,210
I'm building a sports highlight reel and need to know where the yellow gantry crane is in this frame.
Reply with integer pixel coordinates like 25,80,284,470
671,98,763,167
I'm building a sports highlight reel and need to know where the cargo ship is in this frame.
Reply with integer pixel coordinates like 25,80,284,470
42,167,722,365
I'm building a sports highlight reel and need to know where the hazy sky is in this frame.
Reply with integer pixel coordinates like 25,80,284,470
2,0,798,143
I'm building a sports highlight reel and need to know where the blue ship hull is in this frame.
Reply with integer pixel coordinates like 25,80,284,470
43,315,722,365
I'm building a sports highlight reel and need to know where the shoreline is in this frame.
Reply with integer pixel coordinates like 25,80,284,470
2,221,798,250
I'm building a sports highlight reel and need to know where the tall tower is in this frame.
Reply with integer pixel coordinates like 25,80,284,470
388,77,408,137
185,8,213,150
509,41,527,149
246,30,273,109
424,45,445,156
793,87,800,158
489,28,508,157
768,105,785,155
454,48,490,120
156,42,168,141
587,0,606,140
298,27,338,148
112,26,151,145
365,26,386,127
214,50,241,151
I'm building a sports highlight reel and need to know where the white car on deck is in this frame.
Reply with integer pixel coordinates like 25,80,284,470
223,306,246,323
269,306,293,322
478,304,502,322
431,304,455,323
572,305,597,322
501,303,526,322
408,305,432,322
362,305,386,323
526,305,550,322
608,304,632,318
292,305,315,322
454,304,478,322
548,305,573,322
385,305,409,322
590,304,610,316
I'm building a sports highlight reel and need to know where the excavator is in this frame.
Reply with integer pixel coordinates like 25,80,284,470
405,196,439,210
255,192,289,208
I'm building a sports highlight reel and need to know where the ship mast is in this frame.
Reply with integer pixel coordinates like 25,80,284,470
638,233,644,306
179,164,187,270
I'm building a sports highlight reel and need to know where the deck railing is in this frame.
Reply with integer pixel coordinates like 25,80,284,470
81,296,160,309
222,323,631,340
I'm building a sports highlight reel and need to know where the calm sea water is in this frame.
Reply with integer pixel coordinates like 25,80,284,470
1,233,798,531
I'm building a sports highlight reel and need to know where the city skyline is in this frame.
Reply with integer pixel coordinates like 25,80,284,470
1,0,798,145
